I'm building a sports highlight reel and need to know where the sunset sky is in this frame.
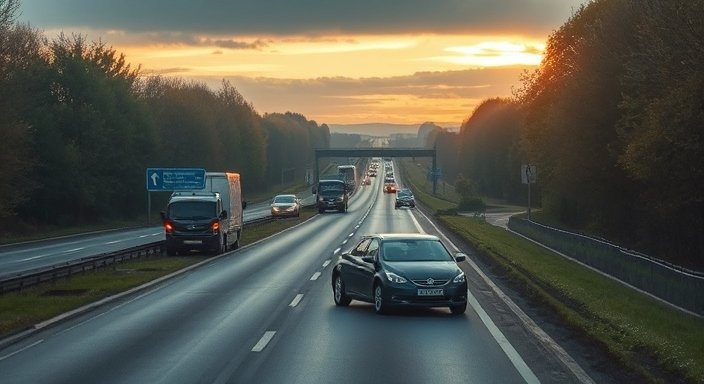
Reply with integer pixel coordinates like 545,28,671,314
18,0,587,127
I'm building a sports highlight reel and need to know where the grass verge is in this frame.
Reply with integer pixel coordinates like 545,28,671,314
0,207,317,340
439,215,704,383
397,159,703,381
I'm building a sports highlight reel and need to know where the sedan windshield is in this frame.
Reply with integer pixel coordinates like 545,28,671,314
381,240,453,262
273,195,295,204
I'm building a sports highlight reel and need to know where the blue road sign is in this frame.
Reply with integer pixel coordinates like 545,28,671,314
146,168,206,191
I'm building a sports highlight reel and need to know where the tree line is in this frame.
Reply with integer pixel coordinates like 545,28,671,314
429,0,703,268
0,0,330,232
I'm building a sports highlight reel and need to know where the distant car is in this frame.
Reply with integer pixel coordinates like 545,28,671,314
395,188,415,209
384,182,397,193
331,233,468,315
270,194,300,217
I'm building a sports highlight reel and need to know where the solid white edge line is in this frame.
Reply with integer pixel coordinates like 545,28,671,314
418,209,593,384
408,210,425,234
465,288,539,384
416,210,540,383
289,294,304,307
251,331,276,352
0,340,43,361
310,272,321,281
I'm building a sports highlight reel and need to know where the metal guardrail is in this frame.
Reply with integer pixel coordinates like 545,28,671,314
0,202,325,294
508,217,704,316
0,243,164,294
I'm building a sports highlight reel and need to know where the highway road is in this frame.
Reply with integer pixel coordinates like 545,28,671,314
0,191,316,279
0,166,597,383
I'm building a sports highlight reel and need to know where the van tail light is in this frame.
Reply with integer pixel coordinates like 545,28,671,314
164,220,174,234
210,219,220,233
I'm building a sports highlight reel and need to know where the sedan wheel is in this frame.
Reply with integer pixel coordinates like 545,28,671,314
374,284,388,314
333,274,351,306
450,302,467,315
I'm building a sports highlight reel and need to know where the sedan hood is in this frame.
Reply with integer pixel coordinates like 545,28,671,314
271,203,295,208
384,261,461,280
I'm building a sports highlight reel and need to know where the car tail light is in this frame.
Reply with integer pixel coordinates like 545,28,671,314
164,220,174,234
210,219,220,233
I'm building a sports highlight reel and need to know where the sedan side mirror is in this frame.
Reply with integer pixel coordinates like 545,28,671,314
361,255,376,264
454,252,467,262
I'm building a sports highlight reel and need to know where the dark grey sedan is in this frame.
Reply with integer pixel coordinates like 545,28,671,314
331,233,468,315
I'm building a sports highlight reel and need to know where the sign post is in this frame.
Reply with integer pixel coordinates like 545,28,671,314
145,168,206,224
521,164,537,220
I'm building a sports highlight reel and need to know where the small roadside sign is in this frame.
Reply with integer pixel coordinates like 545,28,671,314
521,165,537,184
146,168,206,191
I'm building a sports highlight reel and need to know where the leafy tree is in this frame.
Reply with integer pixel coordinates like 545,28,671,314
457,98,525,204
0,22,46,226
23,34,156,224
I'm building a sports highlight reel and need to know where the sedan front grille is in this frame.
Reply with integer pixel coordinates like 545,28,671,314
411,279,449,287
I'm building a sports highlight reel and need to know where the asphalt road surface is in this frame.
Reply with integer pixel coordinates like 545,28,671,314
0,169,596,383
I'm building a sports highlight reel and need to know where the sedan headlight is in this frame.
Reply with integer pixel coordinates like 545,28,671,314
453,272,466,283
384,271,407,284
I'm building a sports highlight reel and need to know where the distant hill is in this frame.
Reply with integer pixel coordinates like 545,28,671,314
328,122,460,137
328,123,421,137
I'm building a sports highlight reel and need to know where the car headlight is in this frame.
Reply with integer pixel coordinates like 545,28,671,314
453,272,466,283
384,271,407,284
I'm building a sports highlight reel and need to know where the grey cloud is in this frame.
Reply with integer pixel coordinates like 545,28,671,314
187,66,529,118
21,0,587,37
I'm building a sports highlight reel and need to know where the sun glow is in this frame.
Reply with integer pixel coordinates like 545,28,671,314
438,41,545,67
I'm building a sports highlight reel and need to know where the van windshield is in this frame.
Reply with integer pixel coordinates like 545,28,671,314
319,184,344,193
168,201,216,220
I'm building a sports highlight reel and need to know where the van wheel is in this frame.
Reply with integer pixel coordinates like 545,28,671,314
214,235,225,255
232,231,240,249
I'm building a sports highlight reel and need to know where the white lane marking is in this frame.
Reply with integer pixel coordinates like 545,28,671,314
310,272,321,281
418,209,592,384
106,240,121,245
62,247,85,253
139,235,150,238
342,240,348,245
322,260,331,268
18,255,47,262
334,248,341,255
409,210,425,234
252,331,276,352
0,340,44,361
348,233,354,237
465,289,539,384
289,294,304,307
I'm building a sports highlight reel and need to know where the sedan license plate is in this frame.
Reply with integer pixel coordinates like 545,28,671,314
417,288,443,296
183,240,202,245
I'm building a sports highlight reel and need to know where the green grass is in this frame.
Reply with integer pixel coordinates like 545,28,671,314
397,159,457,212
439,215,704,383
0,257,198,337
0,207,318,340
